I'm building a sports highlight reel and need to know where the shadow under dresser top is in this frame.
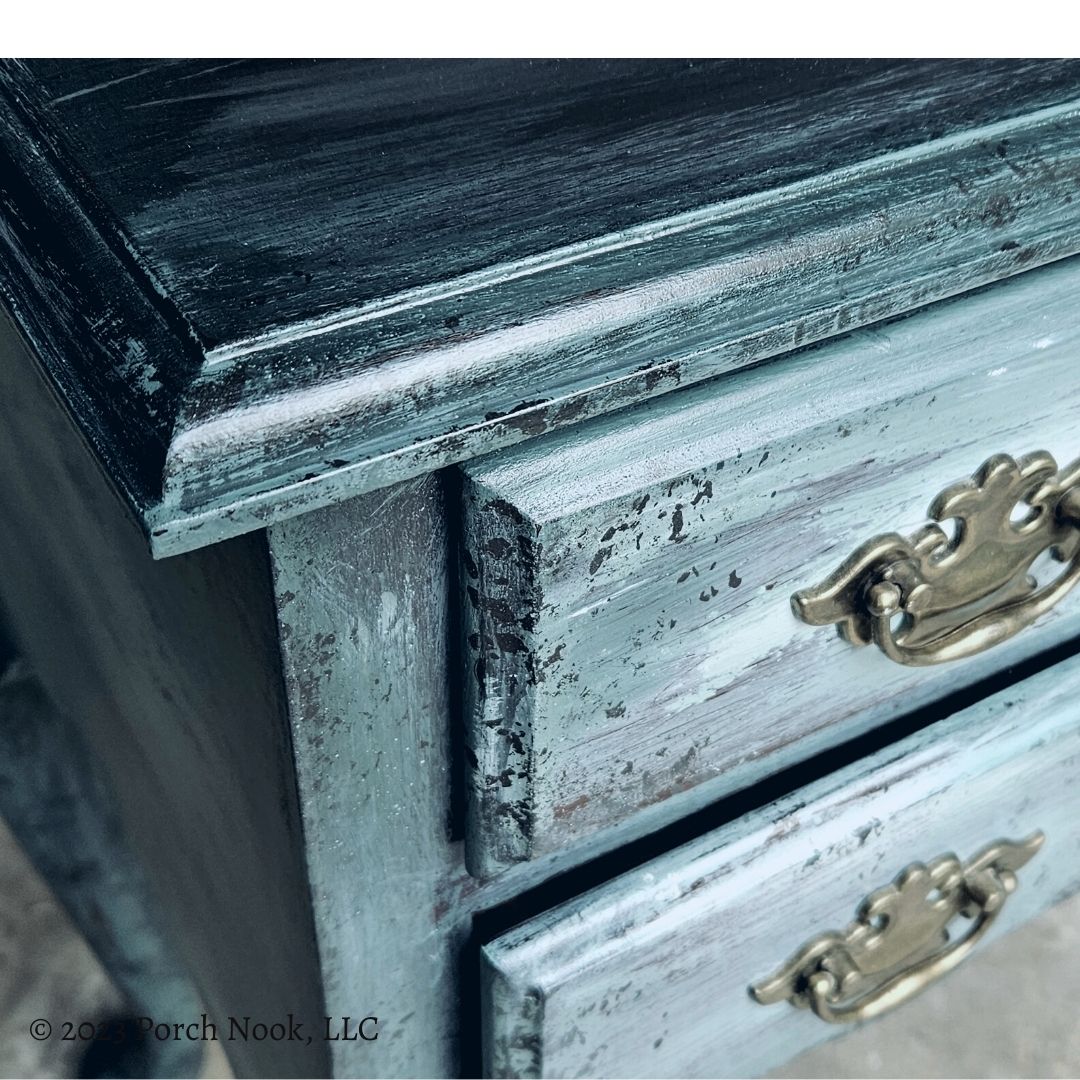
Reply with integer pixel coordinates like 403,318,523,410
3,59,1080,1080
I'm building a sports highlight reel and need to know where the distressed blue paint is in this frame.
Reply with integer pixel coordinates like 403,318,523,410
461,257,1080,877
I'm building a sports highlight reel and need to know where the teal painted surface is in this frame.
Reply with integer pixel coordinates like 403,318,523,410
482,649,1080,1078
267,479,463,1079
5,60,1080,1080
462,257,1080,876
16,60,1080,346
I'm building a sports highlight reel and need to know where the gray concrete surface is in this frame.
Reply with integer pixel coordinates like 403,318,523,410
0,819,230,1079
0,816,124,1079
0,816,1077,1078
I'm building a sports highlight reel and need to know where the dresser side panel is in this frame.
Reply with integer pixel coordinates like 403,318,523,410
0,307,328,1078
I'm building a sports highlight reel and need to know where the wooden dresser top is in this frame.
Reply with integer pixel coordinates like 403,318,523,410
3,59,1080,554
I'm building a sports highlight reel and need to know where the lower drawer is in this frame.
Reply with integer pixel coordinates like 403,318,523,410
481,646,1080,1078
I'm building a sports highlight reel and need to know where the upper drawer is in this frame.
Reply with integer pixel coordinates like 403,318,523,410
461,257,1080,878
481,647,1080,1078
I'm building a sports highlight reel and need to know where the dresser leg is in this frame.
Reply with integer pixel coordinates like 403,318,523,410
0,654,205,1079
269,475,464,1079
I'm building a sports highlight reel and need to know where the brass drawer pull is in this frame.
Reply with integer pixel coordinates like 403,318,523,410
750,833,1043,1023
793,452,1080,666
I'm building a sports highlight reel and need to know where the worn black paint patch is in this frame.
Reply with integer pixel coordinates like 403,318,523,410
690,480,713,506
487,499,527,528
669,507,686,542
461,479,546,874
590,546,613,575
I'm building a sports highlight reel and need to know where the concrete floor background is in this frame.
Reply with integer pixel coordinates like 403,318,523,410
0,817,1077,1079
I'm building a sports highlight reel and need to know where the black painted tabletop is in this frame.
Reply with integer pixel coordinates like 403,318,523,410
11,59,1080,349
3,59,1080,553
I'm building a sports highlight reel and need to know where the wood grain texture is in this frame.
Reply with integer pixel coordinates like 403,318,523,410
0,306,328,1078
3,61,1080,554
461,257,1080,877
16,59,1080,348
482,648,1080,1078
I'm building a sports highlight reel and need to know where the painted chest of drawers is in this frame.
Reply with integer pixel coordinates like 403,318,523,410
3,59,1080,1079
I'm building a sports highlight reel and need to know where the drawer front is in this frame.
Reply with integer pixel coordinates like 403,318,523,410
481,648,1080,1078
461,257,1080,877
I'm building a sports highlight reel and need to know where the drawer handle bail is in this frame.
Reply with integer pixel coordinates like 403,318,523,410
750,832,1044,1023
792,452,1080,666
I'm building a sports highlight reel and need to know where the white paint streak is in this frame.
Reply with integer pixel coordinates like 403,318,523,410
567,581,647,620
47,67,157,105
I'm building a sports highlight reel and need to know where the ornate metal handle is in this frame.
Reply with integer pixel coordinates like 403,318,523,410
793,452,1080,666
750,833,1044,1024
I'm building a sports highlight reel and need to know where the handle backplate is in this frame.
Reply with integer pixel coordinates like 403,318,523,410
750,833,1044,1023
793,452,1080,666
